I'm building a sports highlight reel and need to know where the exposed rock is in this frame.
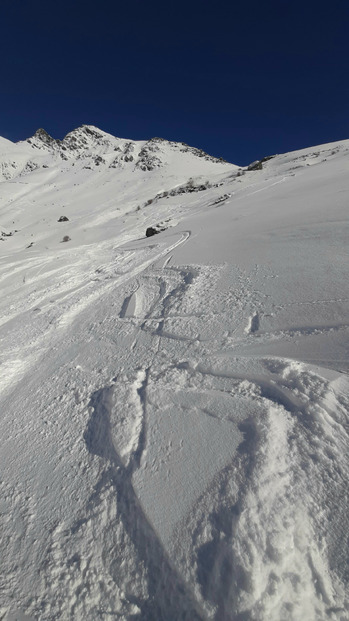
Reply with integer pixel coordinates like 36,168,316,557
248,155,275,171
146,227,159,237
146,225,167,237
136,142,162,171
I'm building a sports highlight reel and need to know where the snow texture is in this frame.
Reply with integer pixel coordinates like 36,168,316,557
0,126,348,620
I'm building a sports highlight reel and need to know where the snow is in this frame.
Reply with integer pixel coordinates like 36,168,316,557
0,127,348,620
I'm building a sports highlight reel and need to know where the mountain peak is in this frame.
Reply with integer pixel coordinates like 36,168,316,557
24,128,60,151
60,124,118,154
64,124,106,139
34,128,54,142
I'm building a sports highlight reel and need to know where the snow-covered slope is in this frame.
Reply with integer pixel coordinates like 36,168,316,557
0,127,348,620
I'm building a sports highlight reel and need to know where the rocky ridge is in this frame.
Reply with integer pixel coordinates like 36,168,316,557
17,125,230,171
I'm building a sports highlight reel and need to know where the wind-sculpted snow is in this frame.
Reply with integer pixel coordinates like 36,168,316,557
0,132,348,620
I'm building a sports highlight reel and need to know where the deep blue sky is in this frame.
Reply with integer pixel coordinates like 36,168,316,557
1,0,348,165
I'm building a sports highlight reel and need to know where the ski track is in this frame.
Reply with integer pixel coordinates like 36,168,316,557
3,252,346,620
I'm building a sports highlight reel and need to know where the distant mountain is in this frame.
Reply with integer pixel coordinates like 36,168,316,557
0,125,231,183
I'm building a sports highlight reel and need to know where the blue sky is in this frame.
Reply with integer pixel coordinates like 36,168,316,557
1,0,348,165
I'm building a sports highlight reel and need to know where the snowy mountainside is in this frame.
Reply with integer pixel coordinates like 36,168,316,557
0,124,230,181
0,128,349,621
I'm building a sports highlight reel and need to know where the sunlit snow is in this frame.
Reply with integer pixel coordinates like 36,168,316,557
0,126,348,620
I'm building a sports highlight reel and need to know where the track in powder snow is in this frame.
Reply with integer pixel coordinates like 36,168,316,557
41,240,346,620
1,230,348,621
